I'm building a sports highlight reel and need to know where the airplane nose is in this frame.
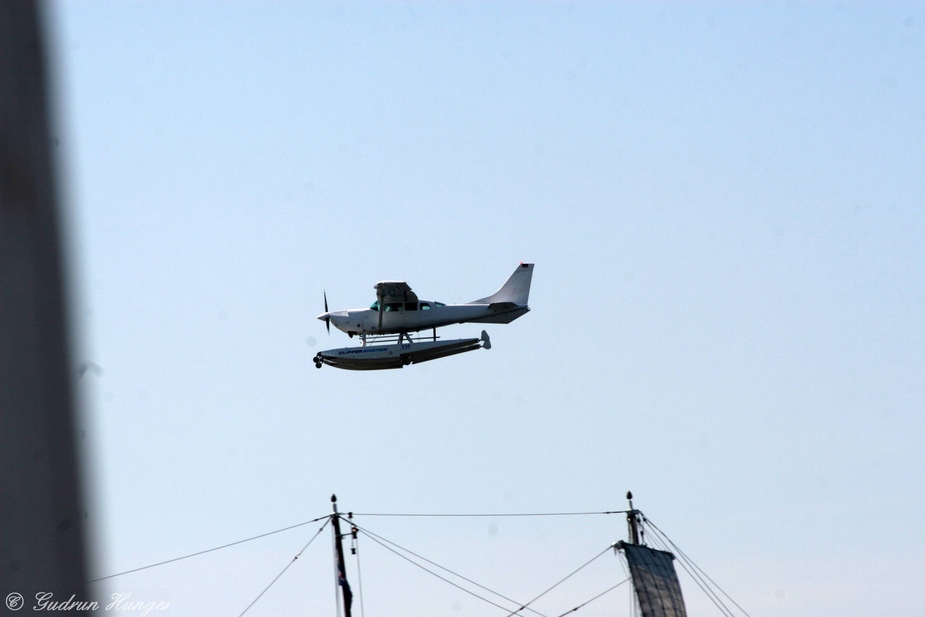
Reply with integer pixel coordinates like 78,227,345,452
319,311,351,331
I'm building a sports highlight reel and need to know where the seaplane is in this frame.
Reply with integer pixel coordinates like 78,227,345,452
313,263,534,370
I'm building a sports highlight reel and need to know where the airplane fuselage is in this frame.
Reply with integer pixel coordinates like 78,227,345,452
325,301,529,337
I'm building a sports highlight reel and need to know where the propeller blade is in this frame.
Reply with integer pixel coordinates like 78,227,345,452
323,291,330,335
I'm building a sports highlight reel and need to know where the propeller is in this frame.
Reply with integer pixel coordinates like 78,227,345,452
323,290,330,335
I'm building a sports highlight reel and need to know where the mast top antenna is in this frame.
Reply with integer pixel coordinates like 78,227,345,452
626,491,640,545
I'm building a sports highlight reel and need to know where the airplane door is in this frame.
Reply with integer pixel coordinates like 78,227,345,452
381,301,405,331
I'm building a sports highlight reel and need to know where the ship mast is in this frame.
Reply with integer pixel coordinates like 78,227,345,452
331,495,353,617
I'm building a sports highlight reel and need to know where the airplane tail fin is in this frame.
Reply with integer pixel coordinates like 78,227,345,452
474,263,534,305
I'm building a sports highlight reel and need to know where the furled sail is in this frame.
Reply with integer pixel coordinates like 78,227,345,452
617,542,688,617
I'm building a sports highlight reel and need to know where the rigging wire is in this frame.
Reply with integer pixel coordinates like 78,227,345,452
237,517,330,617
502,545,612,617
638,524,730,617
652,533,733,617
356,520,616,617
89,510,620,584
614,546,635,617
354,521,546,616
88,515,331,583
640,519,737,617
643,517,751,617
352,510,628,518
349,519,366,617
553,577,630,617
354,522,542,614
657,524,751,617
357,525,529,615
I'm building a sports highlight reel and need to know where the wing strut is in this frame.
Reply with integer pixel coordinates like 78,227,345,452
376,285,385,330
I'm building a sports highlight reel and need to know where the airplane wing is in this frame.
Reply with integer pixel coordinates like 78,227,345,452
374,280,418,304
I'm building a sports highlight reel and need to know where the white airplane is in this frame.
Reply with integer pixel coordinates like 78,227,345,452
313,263,533,370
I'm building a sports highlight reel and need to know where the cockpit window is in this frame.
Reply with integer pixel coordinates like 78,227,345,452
369,301,379,311
384,302,402,312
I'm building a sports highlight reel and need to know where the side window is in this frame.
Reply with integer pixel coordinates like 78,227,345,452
405,302,418,311
384,302,402,312
420,302,431,310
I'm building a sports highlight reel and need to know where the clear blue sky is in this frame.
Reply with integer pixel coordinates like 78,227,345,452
47,2,923,616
